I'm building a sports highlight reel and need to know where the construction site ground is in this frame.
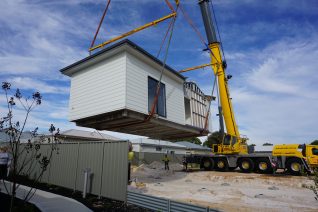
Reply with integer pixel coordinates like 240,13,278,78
128,162,318,212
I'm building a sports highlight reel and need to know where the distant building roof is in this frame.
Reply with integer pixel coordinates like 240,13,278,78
59,129,120,141
175,141,211,151
131,138,186,149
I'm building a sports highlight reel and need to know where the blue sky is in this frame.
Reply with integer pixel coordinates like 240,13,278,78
0,0,317,146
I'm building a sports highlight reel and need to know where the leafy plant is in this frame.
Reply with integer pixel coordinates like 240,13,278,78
203,131,222,147
311,140,318,145
1,82,59,211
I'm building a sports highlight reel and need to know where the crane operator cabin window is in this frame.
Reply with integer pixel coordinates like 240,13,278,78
148,76,166,117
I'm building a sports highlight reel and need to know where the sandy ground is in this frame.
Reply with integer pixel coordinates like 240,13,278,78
128,162,318,212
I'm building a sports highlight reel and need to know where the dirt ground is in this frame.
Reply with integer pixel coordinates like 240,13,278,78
128,162,318,212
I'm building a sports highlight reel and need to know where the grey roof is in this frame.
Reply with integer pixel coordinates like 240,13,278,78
60,129,120,141
131,138,186,149
175,141,211,151
60,39,185,80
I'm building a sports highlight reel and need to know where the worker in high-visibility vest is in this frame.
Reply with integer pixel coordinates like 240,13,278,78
128,143,134,184
182,156,188,171
162,154,170,170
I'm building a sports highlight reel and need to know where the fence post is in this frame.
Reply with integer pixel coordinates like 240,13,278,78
99,140,106,199
47,144,52,184
74,142,80,192
167,199,171,212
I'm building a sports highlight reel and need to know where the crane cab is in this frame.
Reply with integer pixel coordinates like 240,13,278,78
212,134,248,155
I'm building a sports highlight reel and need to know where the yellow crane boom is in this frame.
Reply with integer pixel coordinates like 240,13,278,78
89,1,179,52
199,0,247,154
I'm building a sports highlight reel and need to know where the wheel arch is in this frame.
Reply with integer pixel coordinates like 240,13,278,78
285,156,310,171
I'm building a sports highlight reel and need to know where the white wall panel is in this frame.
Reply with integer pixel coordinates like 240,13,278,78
126,52,185,125
69,53,126,121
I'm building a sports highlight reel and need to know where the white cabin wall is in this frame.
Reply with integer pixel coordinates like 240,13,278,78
68,52,126,121
125,52,185,125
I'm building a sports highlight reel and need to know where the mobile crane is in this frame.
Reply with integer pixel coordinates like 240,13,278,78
88,0,318,175
184,0,318,175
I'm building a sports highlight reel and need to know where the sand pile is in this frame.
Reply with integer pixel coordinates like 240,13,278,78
136,161,183,170
128,168,318,212
131,161,184,183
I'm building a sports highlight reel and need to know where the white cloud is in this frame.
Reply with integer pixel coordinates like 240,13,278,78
1,0,317,146
227,36,318,145
6,77,69,94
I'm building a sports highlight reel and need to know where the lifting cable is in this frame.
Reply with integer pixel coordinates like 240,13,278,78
105,5,179,130
202,72,217,133
90,2,179,132
179,3,221,65
156,17,174,58
89,0,111,54
146,8,178,121
179,2,221,134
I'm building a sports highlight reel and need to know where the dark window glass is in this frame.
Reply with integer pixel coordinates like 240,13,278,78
312,148,318,156
231,137,237,145
148,77,166,117
223,135,231,145
156,146,162,151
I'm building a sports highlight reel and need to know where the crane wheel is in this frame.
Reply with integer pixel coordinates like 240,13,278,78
215,158,228,171
286,158,303,176
202,158,214,171
256,159,273,174
239,158,254,173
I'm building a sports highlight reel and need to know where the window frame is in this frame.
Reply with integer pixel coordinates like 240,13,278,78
148,76,167,118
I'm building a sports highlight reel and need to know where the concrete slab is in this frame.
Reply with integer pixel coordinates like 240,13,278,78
0,181,92,212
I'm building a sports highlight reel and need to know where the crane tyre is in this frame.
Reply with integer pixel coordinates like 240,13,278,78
215,158,228,172
202,158,214,171
256,158,273,174
239,158,254,173
286,158,303,176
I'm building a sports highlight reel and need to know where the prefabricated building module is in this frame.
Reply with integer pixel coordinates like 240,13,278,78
60,39,211,140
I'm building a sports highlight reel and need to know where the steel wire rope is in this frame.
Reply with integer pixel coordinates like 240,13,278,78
89,0,111,54
178,2,220,134
179,3,221,64
203,71,217,132
146,12,178,120
156,17,175,58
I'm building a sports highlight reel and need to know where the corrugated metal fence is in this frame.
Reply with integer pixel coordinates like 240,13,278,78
127,191,219,212
22,141,128,201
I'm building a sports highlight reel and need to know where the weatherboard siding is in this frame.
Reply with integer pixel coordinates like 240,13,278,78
68,52,126,121
126,52,185,125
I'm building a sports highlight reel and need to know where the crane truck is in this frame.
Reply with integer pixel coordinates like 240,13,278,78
88,0,318,175
184,0,318,175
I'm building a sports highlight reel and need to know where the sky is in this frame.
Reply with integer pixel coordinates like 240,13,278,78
0,0,317,146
